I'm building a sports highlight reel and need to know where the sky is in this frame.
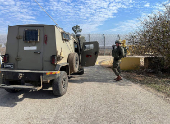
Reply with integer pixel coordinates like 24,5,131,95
0,0,169,35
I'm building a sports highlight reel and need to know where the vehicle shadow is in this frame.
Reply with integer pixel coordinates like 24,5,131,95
0,86,57,107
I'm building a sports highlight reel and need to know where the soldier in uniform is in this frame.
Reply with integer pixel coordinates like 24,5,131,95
112,40,124,81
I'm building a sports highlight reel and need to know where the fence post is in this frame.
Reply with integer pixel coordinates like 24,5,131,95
103,34,105,56
89,34,90,42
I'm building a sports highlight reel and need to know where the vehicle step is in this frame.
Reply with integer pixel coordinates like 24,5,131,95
0,84,41,91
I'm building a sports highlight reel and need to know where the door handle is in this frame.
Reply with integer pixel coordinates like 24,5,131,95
15,57,22,61
95,51,98,55
34,51,41,54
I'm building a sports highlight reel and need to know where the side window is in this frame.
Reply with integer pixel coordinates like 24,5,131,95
84,44,94,51
74,42,78,48
74,42,78,53
62,32,70,41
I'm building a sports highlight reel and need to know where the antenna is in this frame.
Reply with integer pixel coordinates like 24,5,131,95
34,0,59,27
117,34,120,40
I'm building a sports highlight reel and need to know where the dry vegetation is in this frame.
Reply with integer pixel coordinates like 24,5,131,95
127,3,170,69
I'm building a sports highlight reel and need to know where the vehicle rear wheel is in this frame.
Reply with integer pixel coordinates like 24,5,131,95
68,53,79,73
5,89,20,93
3,80,20,93
52,71,68,96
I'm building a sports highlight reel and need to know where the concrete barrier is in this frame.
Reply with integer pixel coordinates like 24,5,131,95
120,57,141,70
100,56,163,71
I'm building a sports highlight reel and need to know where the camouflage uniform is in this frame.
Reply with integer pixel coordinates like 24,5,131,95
112,44,124,76
113,59,121,76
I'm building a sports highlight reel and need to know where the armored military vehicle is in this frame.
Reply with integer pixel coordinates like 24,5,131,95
0,24,99,96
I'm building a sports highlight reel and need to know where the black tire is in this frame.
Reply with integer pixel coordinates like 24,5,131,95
77,67,84,75
52,71,68,96
4,80,20,93
68,53,79,73
5,89,20,93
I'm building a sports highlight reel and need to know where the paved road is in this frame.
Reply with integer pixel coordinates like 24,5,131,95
0,56,170,124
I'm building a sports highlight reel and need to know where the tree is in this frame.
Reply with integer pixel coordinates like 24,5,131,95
127,3,170,68
72,25,82,34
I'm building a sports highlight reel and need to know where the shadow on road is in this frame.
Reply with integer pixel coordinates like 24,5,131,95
0,86,58,107
69,65,132,86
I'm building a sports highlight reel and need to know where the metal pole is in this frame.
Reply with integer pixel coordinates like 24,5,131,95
89,34,90,42
103,34,105,56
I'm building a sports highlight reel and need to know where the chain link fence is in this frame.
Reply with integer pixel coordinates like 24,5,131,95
81,34,128,56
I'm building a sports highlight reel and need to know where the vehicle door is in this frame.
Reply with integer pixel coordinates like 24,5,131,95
81,41,99,66
17,26,44,70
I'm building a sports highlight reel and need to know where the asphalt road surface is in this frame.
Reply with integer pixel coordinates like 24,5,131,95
0,56,170,124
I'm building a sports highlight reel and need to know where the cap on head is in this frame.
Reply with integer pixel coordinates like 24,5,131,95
115,40,121,44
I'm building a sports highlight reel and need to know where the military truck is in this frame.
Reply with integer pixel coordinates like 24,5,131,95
0,24,99,96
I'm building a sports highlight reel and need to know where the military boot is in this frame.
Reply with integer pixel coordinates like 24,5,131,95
114,77,117,80
116,75,122,81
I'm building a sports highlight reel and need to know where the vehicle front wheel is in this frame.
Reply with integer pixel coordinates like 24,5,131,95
52,71,68,96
